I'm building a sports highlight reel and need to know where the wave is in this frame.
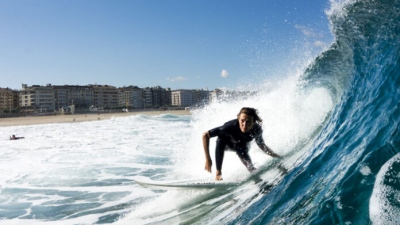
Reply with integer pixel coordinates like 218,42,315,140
246,0,400,224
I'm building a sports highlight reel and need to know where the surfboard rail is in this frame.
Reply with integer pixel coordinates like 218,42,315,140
133,177,241,189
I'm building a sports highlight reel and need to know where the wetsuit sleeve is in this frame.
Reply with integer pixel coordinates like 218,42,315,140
255,134,266,145
254,125,266,146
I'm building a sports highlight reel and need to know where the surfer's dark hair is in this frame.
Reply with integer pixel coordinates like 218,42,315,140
237,107,262,125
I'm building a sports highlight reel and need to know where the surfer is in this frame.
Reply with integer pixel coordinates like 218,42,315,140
202,107,280,180
10,135,24,140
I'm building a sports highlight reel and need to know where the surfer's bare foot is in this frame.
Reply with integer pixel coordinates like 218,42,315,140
216,171,223,181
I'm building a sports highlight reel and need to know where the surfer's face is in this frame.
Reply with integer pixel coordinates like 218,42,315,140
238,113,254,133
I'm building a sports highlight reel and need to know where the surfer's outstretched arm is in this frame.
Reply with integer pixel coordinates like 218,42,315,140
258,144,281,158
202,131,212,173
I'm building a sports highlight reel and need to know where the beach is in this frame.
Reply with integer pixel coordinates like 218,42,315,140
0,110,191,127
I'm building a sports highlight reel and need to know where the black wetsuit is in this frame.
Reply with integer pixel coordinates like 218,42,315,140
208,119,265,172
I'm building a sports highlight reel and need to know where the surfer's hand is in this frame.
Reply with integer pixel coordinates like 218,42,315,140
205,158,212,173
272,153,282,158
267,150,281,158
260,144,281,158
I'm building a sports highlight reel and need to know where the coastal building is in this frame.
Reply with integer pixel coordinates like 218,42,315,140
49,85,94,112
151,86,171,108
171,90,189,107
118,86,144,109
92,85,118,109
171,89,209,107
20,84,95,113
194,89,210,106
131,88,144,108
143,87,153,108
20,84,56,112
66,85,94,109
0,87,19,113
53,86,68,111
6,83,242,115
142,86,172,108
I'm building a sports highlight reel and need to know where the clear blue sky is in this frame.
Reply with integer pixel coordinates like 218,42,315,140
1,0,333,91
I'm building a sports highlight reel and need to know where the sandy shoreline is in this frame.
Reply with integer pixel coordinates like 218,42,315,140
0,110,191,127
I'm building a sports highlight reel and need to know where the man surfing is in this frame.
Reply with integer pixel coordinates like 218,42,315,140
9,134,25,140
202,107,280,180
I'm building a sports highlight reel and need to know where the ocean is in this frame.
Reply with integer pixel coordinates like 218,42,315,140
1,0,400,224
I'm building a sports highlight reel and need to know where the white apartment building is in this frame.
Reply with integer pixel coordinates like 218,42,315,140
92,85,118,109
20,84,56,112
171,89,210,107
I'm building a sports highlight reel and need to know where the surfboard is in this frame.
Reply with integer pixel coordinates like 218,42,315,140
134,148,297,190
133,177,241,189
134,158,287,190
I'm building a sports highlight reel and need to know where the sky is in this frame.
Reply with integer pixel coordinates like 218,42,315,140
0,0,333,91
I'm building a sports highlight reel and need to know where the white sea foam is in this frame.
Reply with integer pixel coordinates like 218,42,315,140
370,153,400,225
